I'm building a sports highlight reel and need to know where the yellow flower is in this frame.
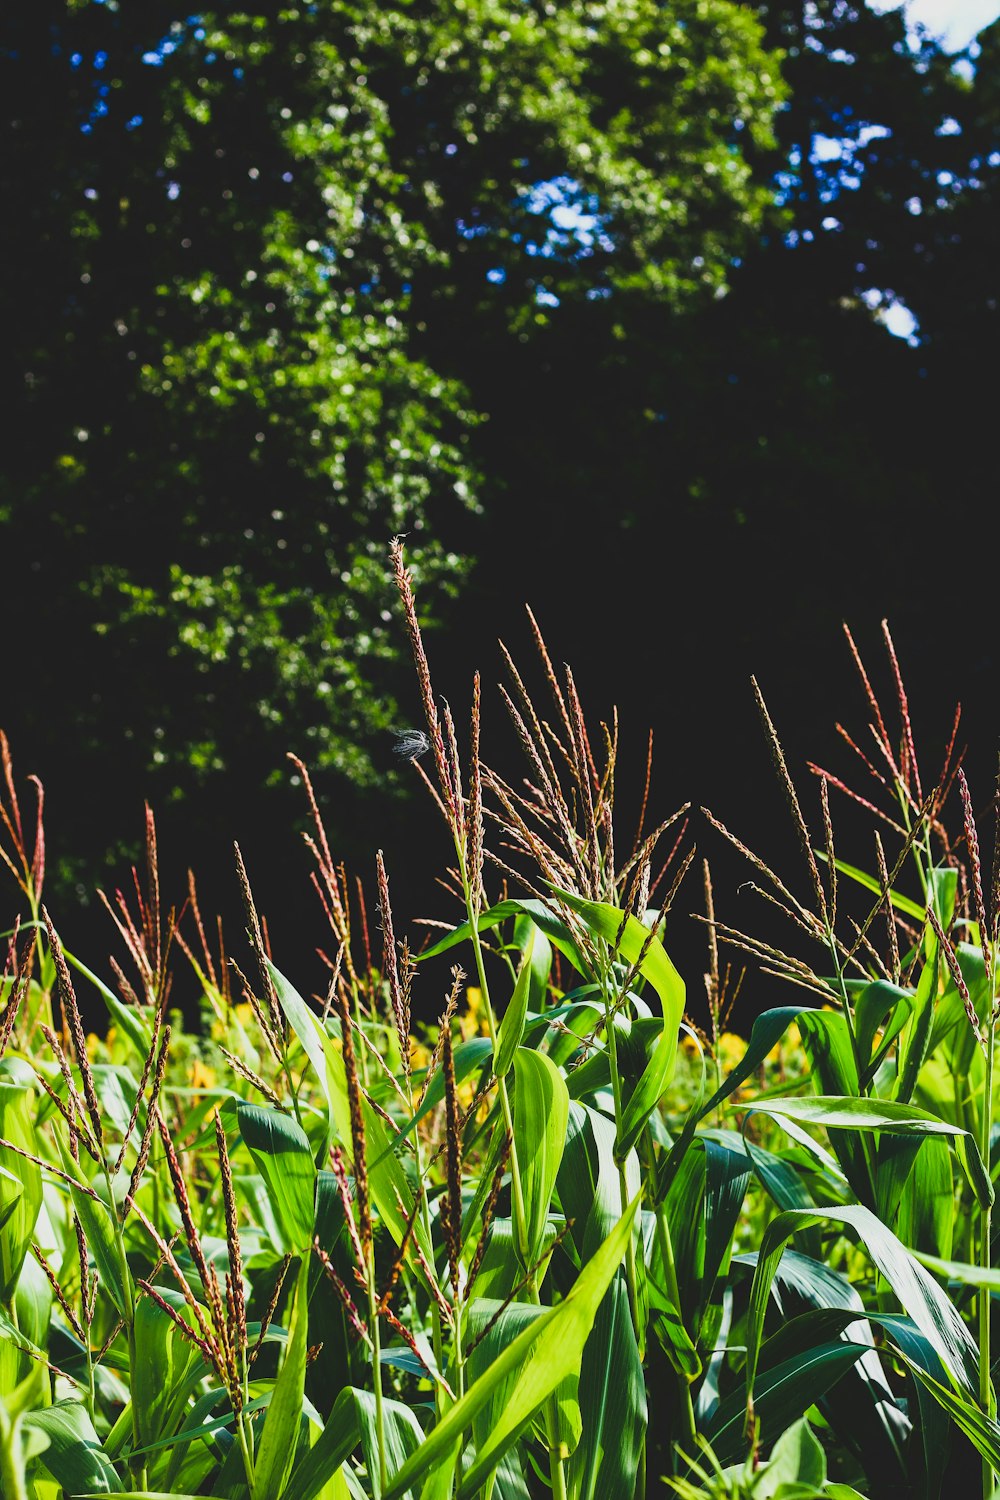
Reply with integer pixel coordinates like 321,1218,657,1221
211,1001,256,1042
717,1031,747,1070
190,1059,216,1090
766,1020,801,1065
458,987,490,1041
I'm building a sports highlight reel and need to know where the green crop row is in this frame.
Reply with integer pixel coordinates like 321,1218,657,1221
2,552,1000,1498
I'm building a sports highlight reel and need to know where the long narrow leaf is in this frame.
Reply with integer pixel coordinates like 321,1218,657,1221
382,1195,641,1500
745,1095,993,1209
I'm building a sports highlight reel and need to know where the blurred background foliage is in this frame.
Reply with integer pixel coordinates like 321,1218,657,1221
1,1,997,988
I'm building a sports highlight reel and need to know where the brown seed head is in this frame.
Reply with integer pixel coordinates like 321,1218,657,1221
959,770,992,987
332,988,372,1261
390,538,456,819
440,1014,463,1294
43,910,104,1150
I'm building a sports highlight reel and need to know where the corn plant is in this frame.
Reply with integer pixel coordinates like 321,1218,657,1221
2,573,1000,1500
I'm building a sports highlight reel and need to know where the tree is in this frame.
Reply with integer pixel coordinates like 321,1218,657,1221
1,0,784,887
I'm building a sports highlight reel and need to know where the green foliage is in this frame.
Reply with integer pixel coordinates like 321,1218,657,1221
1,0,783,889
6,587,1000,1499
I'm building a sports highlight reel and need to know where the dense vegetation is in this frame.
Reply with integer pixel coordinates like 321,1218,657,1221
4,549,1000,1496
1,0,781,875
3,2,997,899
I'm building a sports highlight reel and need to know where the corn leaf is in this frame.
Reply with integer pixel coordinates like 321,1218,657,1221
382,1195,641,1500
415,900,586,975
567,1272,646,1500
237,1103,316,1256
0,1065,43,1302
819,856,925,921
23,1401,123,1494
745,1204,979,1407
744,1095,993,1209
706,1341,868,1464
513,1047,569,1267
495,928,536,1079
267,961,428,1258
253,1256,310,1500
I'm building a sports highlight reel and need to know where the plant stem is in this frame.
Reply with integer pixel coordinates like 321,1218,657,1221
236,1408,256,1496
601,954,643,1349
456,847,530,1264
367,1262,389,1498
455,850,570,1497
826,929,879,1203
981,1005,996,1500
411,1107,447,1414
547,1429,569,1500
104,1158,147,1491
647,1148,696,1460
0,1402,30,1500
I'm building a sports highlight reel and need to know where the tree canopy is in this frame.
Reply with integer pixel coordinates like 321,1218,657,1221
1,0,997,912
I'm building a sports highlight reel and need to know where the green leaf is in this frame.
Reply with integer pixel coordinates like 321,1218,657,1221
546,888,685,1159
267,962,427,1258
877,1314,952,1498
855,981,913,1085
928,866,959,931
898,1135,954,1261
237,1103,316,1255
738,1135,823,1259
23,1401,123,1494
614,1016,674,1164
706,1341,868,1464
913,1252,1000,1291
132,1288,203,1453
464,1299,550,1468
353,1391,424,1500
513,914,553,1011
63,951,154,1058
495,929,536,1079
657,1007,807,1201
91,1065,139,1139
372,1039,493,1168
253,1256,310,1500
753,1417,826,1497
53,1139,134,1324
559,1103,639,1264
513,1047,569,1267
744,1203,979,1407
0,1162,22,1235
659,1134,740,1362
797,1011,860,1097
744,1094,993,1209
382,1195,641,1500
731,1247,911,1478
897,947,939,1104
0,1071,43,1302
567,1273,646,1500
415,900,586,975
266,962,334,1128
700,1138,753,1322
121,1391,272,1464
894,1348,1000,1479
282,1386,361,1500
550,888,684,1042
